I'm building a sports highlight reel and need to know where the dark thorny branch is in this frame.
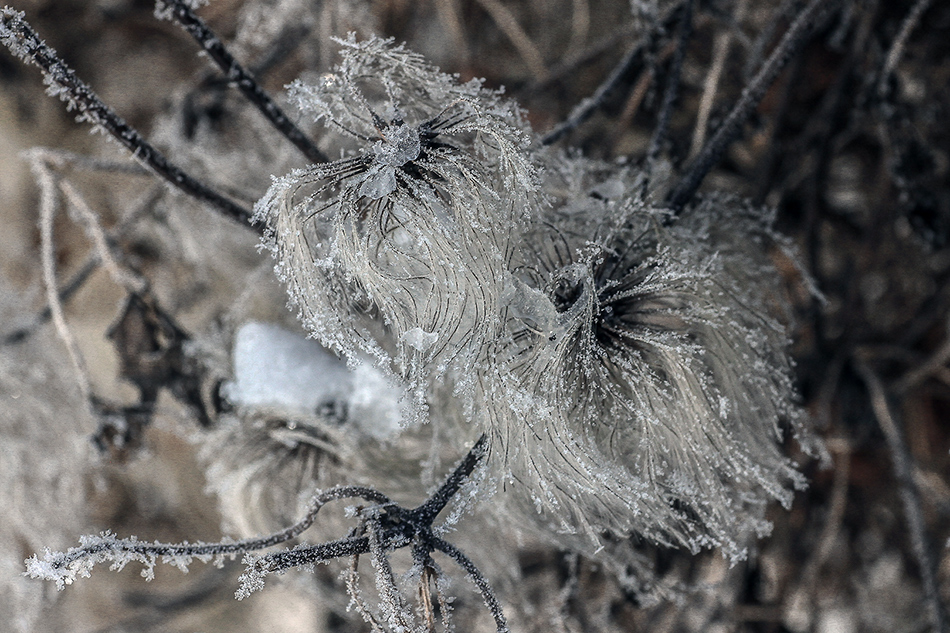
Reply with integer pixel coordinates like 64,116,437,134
28,434,507,632
0,8,256,227
666,0,838,212
155,0,329,165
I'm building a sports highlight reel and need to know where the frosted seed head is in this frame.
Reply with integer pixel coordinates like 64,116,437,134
257,35,543,415
374,123,421,167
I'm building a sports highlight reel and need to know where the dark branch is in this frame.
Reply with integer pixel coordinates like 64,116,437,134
540,5,684,146
2,256,97,345
0,8,256,228
665,0,837,212
855,359,948,633
433,537,509,633
411,433,488,525
259,536,370,573
642,0,693,194
156,0,329,165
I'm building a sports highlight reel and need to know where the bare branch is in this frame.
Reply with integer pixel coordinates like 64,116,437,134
641,0,693,195
854,358,947,633
432,537,509,633
541,4,684,146
155,0,329,165
666,0,837,212
0,8,256,228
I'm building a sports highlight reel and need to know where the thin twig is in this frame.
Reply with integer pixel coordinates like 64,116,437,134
473,0,547,79
433,537,509,633
877,0,933,97
526,21,641,92
564,0,591,61
2,162,163,347
854,358,947,633
412,433,488,525
345,552,387,631
434,0,470,66
541,4,685,145
689,0,749,159
46,485,388,582
666,0,837,212
788,439,850,625
33,158,93,403
0,8,255,227
614,61,657,136
2,256,98,346
367,516,416,632
541,41,645,145
897,318,950,393
59,180,148,295
156,0,328,165
641,0,693,196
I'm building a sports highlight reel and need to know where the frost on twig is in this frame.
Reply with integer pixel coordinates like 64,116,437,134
25,435,508,632
0,7,254,226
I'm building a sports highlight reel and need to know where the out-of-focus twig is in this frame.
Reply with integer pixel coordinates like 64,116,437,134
877,0,933,97
642,0,693,197
667,0,838,212
32,156,93,403
854,357,948,633
689,0,749,159
2,150,163,346
474,0,547,80
897,318,950,393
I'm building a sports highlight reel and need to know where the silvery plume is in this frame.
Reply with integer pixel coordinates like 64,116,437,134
255,35,541,416
487,154,822,564
255,36,821,571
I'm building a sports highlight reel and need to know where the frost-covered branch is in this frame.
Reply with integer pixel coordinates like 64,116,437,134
25,485,388,591
155,0,329,164
0,7,255,227
432,537,509,633
25,435,506,631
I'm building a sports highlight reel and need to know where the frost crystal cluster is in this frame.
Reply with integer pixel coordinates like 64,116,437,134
256,36,818,562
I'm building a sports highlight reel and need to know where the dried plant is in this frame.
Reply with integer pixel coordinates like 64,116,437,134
3,0,948,632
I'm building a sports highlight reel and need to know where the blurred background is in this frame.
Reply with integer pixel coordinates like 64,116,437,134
1,0,949,631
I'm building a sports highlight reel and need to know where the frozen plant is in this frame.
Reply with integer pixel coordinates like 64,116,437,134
256,36,822,565
1,0,832,626
492,162,820,560
257,35,541,416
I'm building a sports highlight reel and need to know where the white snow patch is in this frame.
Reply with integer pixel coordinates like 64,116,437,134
223,322,404,439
